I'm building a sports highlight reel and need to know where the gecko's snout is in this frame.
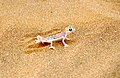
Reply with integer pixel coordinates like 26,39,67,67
73,28,76,32
72,29,76,34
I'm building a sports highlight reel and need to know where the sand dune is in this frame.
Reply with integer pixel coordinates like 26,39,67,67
0,0,120,78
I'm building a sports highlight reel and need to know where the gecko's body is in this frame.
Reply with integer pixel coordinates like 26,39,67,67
35,25,75,49
42,32,66,42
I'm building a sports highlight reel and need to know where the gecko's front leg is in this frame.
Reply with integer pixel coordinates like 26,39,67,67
62,38,68,47
49,41,55,49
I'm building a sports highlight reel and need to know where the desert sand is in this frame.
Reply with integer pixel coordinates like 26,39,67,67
0,0,120,78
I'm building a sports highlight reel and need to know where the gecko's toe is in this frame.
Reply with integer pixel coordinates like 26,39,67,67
66,38,70,40
49,46,55,49
64,44,69,47
35,40,40,43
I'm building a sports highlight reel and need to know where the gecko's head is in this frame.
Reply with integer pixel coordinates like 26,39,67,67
65,25,75,34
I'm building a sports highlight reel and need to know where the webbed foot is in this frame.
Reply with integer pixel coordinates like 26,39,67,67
49,46,55,49
35,40,40,43
64,44,69,47
66,38,70,40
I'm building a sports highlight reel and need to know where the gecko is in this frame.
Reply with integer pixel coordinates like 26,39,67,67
35,25,75,49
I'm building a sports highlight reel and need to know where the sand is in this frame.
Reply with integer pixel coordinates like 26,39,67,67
0,0,120,78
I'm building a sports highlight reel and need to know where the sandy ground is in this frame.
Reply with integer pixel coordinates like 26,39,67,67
0,0,120,78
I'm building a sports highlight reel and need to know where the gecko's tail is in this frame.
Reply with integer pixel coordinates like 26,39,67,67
35,35,43,43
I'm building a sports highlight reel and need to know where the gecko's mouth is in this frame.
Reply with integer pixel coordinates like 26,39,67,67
72,29,76,34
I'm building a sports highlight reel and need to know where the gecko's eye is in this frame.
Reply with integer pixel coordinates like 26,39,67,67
69,28,72,31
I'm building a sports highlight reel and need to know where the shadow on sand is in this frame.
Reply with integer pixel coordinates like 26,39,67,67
24,40,75,54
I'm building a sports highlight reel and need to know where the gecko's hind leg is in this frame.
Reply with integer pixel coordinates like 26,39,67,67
49,41,55,49
35,35,43,43
62,38,68,47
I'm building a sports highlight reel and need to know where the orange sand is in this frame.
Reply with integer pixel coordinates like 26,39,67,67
0,0,120,78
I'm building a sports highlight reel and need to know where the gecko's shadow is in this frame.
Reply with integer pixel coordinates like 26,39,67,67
27,42,50,48
24,42,50,54
27,39,73,49
25,40,74,54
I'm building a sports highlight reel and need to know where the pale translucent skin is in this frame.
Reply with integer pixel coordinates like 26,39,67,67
35,26,75,49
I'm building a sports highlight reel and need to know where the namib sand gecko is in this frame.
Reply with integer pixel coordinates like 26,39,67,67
35,25,75,49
